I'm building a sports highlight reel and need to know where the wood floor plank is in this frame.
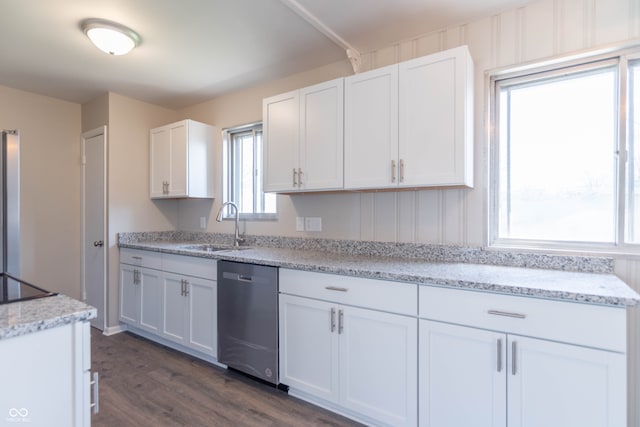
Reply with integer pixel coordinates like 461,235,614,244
91,329,363,427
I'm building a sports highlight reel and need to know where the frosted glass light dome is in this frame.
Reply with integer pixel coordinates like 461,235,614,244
81,19,141,56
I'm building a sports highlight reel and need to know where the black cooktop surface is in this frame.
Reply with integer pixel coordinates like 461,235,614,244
0,273,56,305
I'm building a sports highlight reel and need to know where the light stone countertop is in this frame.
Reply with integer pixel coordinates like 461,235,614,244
0,294,97,340
120,239,640,308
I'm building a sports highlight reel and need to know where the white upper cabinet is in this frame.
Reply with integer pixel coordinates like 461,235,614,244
263,90,299,192
345,45,474,190
149,119,215,199
399,46,473,187
264,78,344,192
344,64,399,189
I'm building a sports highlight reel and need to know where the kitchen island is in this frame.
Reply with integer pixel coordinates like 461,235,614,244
0,294,96,426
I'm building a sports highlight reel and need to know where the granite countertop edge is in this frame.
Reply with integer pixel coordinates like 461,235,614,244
0,294,97,340
119,241,640,308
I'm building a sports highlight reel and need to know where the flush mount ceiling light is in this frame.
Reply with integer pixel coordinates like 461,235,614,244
81,18,141,56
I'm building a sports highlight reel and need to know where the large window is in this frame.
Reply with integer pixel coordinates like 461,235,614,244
222,123,276,220
490,47,640,250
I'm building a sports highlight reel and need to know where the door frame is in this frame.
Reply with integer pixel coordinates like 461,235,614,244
81,126,108,330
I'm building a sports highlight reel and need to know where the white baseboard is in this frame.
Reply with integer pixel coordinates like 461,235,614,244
102,324,128,336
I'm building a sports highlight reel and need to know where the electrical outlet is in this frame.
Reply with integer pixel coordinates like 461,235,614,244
305,217,322,232
296,217,305,232
200,217,207,229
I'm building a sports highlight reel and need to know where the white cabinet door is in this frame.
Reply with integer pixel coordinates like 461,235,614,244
119,263,139,325
419,320,506,427
263,90,299,192
300,79,344,191
187,276,217,356
399,46,473,187
340,306,418,427
168,121,188,196
138,267,162,334
162,272,189,344
279,294,339,403
149,126,171,198
345,64,399,190
507,336,626,427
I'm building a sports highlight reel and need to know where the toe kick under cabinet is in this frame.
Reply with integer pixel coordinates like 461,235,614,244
119,248,218,363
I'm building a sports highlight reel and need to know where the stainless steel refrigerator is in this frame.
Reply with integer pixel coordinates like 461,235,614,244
1,130,19,276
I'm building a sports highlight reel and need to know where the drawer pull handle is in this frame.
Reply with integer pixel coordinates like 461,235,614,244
325,286,348,292
488,310,527,319
132,256,142,260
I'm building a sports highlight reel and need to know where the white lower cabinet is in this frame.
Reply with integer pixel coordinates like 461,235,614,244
419,320,505,427
119,248,217,362
161,271,217,356
279,269,418,427
119,263,162,334
418,286,627,427
507,335,625,427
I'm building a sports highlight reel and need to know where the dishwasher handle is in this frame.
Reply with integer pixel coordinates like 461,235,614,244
221,271,255,282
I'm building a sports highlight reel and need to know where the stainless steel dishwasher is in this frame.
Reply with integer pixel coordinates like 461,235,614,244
217,260,279,384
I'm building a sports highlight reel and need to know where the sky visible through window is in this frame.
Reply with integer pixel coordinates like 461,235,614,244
498,67,617,243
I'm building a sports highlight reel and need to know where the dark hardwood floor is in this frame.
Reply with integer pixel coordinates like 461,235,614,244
91,328,363,427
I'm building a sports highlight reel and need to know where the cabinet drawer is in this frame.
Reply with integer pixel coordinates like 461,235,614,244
120,248,162,270
162,253,217,279
280,268,417,315
419,285,626,352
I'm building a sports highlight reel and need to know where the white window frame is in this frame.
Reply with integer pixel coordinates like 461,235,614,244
222,122,277,221
488,43,640,254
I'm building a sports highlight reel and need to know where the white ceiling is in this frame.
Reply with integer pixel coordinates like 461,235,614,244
0,0,531,109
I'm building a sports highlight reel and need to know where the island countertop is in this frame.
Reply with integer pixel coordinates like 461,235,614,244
0,294,97,340
119,237,640,308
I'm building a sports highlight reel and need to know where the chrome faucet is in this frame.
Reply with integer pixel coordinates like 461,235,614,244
216,201,244,247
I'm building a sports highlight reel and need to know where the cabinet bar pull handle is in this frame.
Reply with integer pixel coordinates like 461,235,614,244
292,168,298,186
399,159,405,183
325,286,348,292
330,307,336,332
512,341,517,375
90,371,100,414
184,280,189,297
338,309,344,334
132,256,142,260
497,339,502,372
298,168,303,186
391,160,396,182
180,279,185,296
488,310,527,319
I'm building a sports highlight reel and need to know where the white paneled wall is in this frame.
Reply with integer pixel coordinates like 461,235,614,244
353,0,640,248
353,0,640,424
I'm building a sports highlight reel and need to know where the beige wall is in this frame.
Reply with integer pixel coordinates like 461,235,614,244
0,85,81,298
104,93,177,327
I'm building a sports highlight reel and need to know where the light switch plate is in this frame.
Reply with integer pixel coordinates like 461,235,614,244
305,217,322,232
296,217,305,231
199,217,207,229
